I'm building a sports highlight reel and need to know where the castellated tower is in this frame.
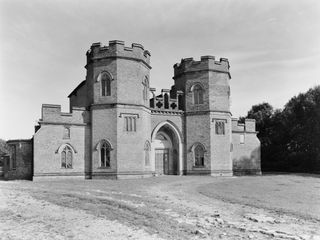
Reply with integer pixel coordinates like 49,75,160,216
173,56,233,176
30,40,260,181
85,40,152,178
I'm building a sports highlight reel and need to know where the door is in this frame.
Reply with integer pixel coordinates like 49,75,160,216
155,149,169,175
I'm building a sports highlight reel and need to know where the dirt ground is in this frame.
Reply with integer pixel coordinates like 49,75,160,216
0,175,319,240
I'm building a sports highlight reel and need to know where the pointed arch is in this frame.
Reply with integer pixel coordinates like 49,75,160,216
55,143,77,154
95,139,113,168
151,121,183,143
190,142,206,167
190,83,204,105
151,120,184,175
97,71,113,96
55,143,76,169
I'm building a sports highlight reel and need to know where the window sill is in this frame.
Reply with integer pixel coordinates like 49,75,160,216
193,165,205,169
98,167,111,169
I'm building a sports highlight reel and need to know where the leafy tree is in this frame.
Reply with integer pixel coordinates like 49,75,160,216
242,86,320,173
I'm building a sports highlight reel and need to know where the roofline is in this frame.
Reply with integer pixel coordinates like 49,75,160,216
68,80,86,98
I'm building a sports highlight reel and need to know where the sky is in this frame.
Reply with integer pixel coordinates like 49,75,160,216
0,0,319,140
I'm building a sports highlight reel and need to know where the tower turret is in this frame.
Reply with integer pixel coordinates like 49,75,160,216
86,40,152,179
85,40,151,107
173,55,232,176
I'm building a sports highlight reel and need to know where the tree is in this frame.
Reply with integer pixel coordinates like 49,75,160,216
243,86,320,173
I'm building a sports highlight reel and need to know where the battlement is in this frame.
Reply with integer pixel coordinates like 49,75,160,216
86,40,151,68
149,88,184,113
232,118,256,133
40,104,89,125
173,56,230,78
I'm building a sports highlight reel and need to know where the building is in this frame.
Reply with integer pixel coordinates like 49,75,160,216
4,40,261,180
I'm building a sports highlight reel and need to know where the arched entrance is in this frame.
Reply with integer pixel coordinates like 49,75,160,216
151,121,183,175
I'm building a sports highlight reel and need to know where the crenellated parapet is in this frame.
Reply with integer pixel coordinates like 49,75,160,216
232,118,256,133
173,56,230,79
40,104,89,125
149,88,184,113
86,40,151,69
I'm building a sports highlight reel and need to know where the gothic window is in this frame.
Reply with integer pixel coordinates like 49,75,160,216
100,141,111,168
63,127,70,139
215,121,225,135
194,144,205,167
61,145,72,168
101,72,111,96
144,141,151,166
142,77,149,101
240,134,245,144
193,84,204,105
124,116,136,132
11,145,16,169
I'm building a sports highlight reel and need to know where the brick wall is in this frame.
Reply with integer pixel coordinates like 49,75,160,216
232,118,261,175
33,106,88,179
4,139,33,180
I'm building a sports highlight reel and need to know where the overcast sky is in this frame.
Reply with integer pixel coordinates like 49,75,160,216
0,0,319,140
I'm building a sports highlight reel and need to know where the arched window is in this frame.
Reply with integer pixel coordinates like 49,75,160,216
100,141,111,167
194,144,205,167
63,127,70,139
142,77,149,101
61,145,72,168
101,73,111,96
193,84,204,105
144,141,151,166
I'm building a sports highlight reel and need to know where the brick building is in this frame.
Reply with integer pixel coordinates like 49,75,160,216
4,40,261,180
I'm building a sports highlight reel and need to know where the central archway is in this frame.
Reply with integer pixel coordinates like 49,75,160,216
151,121,183,175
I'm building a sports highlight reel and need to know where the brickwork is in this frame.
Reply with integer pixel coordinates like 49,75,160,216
4,139,33,180
33,105,88,179
232,118,261,175
6,40,261,180
173,56,234,176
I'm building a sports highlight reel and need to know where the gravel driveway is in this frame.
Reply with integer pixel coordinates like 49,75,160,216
1,175,319,239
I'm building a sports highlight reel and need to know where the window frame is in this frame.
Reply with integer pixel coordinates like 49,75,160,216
215,120,226,135
191,143,206,168
61,145,73,169
101,73,111,96
124,116,137,132
240,134,245,144
144,141,151,167
63,126,70,139
100,141,111,168
11,145,17,170
192,84,204,105
142,76,149,101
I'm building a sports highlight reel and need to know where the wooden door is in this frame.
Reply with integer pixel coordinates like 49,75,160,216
155,149,169,175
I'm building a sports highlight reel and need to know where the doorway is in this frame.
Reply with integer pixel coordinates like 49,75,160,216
155,149,169,175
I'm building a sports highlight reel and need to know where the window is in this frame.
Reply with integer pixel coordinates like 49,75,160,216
63,127,70,139
240,134,245,144
124,116,136,132
215,121,225,135
101,72,111,96
142,77,149,101
61,145,72,168
194,144,204,167
193,84,204,105
144,141,151,166
100,141,111,168
11,145,16,169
